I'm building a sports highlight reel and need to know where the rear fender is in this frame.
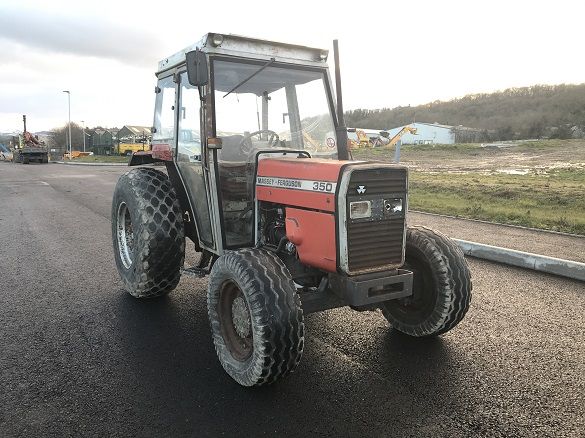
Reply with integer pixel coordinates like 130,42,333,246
164,162,201,251
129,144,173,166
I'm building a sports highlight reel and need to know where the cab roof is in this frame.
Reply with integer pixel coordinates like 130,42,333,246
157,32,329,75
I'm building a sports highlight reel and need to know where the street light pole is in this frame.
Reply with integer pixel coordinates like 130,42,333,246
81,120,86,153
63,90,71,159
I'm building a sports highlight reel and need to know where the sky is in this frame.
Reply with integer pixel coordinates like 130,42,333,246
1,0,584,133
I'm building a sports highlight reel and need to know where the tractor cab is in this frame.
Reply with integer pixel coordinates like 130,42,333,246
145,33,345,254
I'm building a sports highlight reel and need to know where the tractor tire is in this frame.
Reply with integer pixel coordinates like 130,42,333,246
111,167,185,298
381,226,472,337
207,249,304,386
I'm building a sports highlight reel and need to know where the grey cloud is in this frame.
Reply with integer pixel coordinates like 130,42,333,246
0,7,164,66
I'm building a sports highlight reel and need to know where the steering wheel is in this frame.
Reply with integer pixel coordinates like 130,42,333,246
240,130,280,153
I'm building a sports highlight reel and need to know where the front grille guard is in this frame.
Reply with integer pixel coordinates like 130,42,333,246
337,163,408,276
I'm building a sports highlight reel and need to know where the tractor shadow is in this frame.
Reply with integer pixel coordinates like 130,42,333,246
301,310,475,428
111,290,473,435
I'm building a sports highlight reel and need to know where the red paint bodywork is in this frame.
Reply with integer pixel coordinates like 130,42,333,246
151,143,173,161
285,208,337,272
257,158,351,273
256,186,335,212
256,158,347,212
258,157,346,181
132,144,172,162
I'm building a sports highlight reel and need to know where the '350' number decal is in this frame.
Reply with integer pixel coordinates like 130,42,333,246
312,181,334,192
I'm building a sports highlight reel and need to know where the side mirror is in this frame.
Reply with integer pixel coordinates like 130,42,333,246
186,50,208,86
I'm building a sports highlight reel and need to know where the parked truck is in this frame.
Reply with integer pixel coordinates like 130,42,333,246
13,115,48,164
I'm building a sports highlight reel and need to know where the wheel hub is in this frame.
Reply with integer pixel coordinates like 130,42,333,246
116,202,134,269
231,296,251,338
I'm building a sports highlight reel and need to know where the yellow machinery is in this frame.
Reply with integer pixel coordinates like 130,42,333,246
356,129,371,148
374,125,417,148
349,127,417,149
116,142,149,156
388,125,417,147
347,128,372,149
63,151,92,159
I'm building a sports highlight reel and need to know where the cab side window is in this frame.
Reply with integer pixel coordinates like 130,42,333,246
153,76,176,149
177,79,202,162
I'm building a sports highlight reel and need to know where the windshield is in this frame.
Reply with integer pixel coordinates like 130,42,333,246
213,59,337,162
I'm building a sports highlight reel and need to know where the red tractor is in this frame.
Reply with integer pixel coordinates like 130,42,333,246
112,33,472,387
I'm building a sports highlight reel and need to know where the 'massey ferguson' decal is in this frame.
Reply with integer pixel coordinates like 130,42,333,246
256,176,337,193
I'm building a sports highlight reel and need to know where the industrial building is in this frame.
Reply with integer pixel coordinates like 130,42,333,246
387,122,456,145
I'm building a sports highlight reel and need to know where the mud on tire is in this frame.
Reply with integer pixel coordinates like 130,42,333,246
381,226,472,337
111,167,185,298
207,249,304,387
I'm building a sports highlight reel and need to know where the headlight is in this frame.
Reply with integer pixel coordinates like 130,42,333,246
349,200,372,219
211,34,224,47
384,198,403,214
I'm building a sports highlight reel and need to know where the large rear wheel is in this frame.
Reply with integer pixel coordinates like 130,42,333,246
207,249,304,386
111,167,185,298
381,226,472,337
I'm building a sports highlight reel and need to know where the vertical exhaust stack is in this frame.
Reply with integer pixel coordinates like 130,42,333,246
333,40,350,160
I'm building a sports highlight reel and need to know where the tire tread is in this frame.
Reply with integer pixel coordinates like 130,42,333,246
207,249,304,386
382,226,472,337
111,167,185,298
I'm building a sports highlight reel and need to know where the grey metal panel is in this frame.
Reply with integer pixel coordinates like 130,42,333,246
157,33,328,74
206,149,225,255
328,269,413,307
338,163,409,275
346,168,407,272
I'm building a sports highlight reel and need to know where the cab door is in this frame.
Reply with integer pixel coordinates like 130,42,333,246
152,73,216,251
175,71,216,249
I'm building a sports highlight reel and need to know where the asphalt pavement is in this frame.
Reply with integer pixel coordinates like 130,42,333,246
1,162,584,437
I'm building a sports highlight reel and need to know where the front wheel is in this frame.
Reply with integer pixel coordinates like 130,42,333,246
207,249,304,386
381,226,472,337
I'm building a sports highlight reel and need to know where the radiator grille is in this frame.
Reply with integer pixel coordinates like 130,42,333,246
346,167,407,273
348,168,406,196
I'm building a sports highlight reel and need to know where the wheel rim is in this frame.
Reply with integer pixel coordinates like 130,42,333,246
386,251,438,325
116,202,134,269
218,280,253,361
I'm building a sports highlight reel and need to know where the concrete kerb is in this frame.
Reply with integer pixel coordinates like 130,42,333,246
455,239,585,282
53,161,128,167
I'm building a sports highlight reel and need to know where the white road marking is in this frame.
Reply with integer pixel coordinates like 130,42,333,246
45,174,98,178
0,180,50,187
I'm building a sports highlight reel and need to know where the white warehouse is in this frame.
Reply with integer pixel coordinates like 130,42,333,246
387,122,455,145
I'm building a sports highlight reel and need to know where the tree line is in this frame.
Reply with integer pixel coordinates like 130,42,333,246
344,83,585,141
50,123,86,151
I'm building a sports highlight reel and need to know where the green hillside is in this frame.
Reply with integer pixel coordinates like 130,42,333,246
345,83,585,141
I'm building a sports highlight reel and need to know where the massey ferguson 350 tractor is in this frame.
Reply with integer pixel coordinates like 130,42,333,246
112,33,472,387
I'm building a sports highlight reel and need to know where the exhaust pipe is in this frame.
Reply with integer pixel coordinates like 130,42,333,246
333,40,349,160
